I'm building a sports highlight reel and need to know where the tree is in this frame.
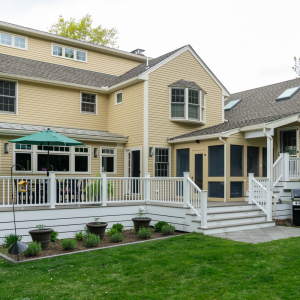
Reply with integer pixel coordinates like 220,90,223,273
49,14,118,48
292,57,300,77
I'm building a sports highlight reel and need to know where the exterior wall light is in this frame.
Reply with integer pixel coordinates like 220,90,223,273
149,147,154,157
94,148,98,157
4,143,9,153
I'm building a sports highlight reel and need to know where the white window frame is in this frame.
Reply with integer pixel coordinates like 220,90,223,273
115,90,123,105
80,91,98,115
51,43,87,63
277,126,299,158
0,31,28,51
73,146,91,174
169,87,206,124
13,144,33,173
0,78,18,115
153,146,171,177
100,147,117,174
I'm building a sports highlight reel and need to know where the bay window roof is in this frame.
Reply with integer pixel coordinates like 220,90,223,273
168,79,204,91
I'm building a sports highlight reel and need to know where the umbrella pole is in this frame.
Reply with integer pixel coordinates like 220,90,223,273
47,142,49,177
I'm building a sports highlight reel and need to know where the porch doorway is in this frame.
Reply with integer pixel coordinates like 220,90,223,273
279,128,298,157
193,152,203,190
126,149,141,194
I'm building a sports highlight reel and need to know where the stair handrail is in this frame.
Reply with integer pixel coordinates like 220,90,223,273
273,154,283,187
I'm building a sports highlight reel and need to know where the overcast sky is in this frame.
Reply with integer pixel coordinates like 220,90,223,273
0,0,299,93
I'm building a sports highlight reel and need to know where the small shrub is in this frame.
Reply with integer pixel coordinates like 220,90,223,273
94,217,101,225
23,241,42,257
112,223,124,232
136,212,146,218
110,232,124,243
51,231,59,242
35,224,45,230
3,234,22,248
61,239,77,250
84,234,100,247
106,228,118,236
83,226,91,237
74,231,84,241
154,221,168,233
137,227,152,239
162,224,175,235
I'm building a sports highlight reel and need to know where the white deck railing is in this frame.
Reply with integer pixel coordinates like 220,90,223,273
289,157,300,179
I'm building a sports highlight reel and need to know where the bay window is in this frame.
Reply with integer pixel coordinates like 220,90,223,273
171,88,185,118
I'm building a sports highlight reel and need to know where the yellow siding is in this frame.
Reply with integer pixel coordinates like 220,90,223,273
0,31,141,76
0,81,108,131
148,50,223,176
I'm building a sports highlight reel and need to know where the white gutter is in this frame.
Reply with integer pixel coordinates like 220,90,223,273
219,136,227,202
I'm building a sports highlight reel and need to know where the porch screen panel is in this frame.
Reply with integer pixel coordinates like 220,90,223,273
208,145,224,177
208,182,224,198
230,145,243,177
230,181,243,198
247,146,259,177
263,148,267,177
176,148,190,177
280,130,297,155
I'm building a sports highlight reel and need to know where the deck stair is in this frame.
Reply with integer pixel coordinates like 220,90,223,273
186,202,275,235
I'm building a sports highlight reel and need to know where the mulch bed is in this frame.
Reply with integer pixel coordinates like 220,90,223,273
276,218,293,226
0,228,184,262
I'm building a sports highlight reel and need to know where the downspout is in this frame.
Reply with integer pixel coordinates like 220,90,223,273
263,127,276,220
219,137,227,202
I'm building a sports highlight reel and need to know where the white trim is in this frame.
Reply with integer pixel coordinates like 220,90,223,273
0,21,146,62
143,81,148,175
51,43,87,63
277,126,299,158
80,91,98,115
222,95,225,123
153,146,171,177
0,30,28,51
0,77,18,115
115,90,123,105
124,147,143,177
100,146,117,174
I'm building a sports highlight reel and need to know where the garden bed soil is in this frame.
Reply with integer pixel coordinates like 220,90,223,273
276,218,293,226
0,228,183,262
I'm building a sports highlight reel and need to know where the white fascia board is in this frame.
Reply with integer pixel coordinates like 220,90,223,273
0,72,109,93
168,129,239,144
107,76,145,92
0,129,128,143
0,21,146,62
245,128,274,139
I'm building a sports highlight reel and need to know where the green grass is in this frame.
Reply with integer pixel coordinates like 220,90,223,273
1,233,300,299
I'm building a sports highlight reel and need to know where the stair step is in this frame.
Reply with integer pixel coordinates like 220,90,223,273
192,215,266,226
207,204,258,213
198,221,275,235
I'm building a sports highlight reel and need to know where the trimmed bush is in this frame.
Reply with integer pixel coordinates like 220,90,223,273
23,241,42,257
61,239,77,250
74,231,84,241
51,231,59,242
106,228,118,236
3,234,22,248
154,221,168,233
110,232,124,243
162,224,175,235
112,223,124,232
137,227,152,239
84,234,100,247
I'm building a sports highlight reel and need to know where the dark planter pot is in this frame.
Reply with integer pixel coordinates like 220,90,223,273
86,222,108,241
29,228,54,250
132,218,152,232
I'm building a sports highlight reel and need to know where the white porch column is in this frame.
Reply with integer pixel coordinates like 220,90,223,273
183,172,190,207
282,153,290,181
200,190,207,228
266,189,272,221
267,136,273,190
101,172,107,206
49,171,56,209
145,172,150,204
248,173,254,204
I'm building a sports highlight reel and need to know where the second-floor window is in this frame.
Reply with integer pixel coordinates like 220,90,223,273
0,80,17,114
0,31,27,50
52,44,87,63
170,87,206,123
81,92,97,114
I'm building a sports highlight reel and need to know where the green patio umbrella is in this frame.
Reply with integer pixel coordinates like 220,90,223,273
9,128,85,175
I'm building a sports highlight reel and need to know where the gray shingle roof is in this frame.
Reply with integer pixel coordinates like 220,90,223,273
170,78,300,141
0,54,116,88
169,79,203,91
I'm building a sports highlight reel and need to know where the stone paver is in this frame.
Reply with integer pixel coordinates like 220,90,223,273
210,226,300,244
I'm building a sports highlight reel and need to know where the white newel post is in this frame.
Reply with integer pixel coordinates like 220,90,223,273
282,153,290,181
200,190,208,228
266,189,272,221
248,173,254,204
145,173,150,204
183,172,190,207
49,172,56,209
101,172,107,206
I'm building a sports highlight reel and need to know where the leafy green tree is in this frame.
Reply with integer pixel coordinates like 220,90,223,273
49,14,118,48
292,57,300,77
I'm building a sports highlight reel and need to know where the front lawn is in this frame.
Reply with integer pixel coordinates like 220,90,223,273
1,233,300,300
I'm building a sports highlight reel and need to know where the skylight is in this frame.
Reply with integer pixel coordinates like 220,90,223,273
224,99,242,111
276,86,300,101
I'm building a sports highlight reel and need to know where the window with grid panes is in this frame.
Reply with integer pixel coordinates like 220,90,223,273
65,48,74,58
171,89,185,118
188,90,199,119
101,148,115,173
81,93,96,114
0,80,16,113
155,148,169,177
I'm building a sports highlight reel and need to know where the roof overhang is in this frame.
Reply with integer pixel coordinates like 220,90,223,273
0,21,146,62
